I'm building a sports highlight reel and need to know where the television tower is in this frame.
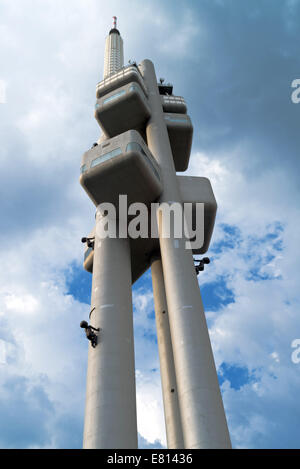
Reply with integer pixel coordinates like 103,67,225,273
80,17,231,449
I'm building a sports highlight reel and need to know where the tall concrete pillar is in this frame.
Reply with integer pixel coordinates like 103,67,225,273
151,255,184,449
83,211,138,449
140,59,231,449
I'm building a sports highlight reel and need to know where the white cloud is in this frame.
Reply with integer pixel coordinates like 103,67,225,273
136,370,166,447
4,293,38,314
0,79,7,104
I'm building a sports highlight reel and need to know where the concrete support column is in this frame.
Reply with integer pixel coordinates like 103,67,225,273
151,255,184,449
83,212,138,449
141,59,231,449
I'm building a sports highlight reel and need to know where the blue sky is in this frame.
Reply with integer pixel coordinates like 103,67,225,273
0,0,300,449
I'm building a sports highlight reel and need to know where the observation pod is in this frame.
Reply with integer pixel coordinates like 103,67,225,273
80,129,162,208
83,176,217,280
83,227,158,285
95,82,151,137
96,64,147,100
161,95,187,115
164,113,193,172
177,175,217,254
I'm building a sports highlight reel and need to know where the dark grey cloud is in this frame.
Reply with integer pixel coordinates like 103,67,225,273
132,0,300,185
172,1,300,178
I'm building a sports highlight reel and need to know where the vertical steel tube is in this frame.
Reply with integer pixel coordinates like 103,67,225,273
83,212,138,449
140,59,231,449
151,255,184,449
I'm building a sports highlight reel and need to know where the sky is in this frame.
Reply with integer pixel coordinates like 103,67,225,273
0,0,300,449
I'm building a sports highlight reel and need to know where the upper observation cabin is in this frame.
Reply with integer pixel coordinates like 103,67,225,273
80,129,162,208
95,79,151,138
96,63,147,99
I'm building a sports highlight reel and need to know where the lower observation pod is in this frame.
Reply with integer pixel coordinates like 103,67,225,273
83,176,217,283
164,113,193,172
80,130,162,207
95,82,151,137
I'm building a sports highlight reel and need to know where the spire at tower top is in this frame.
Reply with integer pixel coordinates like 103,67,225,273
104,16,124,78
109,15,120,35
